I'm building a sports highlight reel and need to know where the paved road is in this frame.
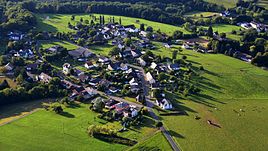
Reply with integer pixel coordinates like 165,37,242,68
128,63,181,151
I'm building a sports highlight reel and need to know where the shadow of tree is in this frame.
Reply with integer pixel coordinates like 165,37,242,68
60,111,75,118
168,130,185,139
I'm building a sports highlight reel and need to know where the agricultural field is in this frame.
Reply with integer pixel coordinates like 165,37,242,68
129,131,172,151
36,14,190,35
257,0,268,9
0,103,157,151
150,43,268,151
184,11,220,20
204,0,238,8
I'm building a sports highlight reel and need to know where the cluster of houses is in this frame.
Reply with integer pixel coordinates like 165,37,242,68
239,21,268,32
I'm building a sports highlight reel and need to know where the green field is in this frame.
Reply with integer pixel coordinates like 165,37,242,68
151,43,268,151
40,40,78,50
204,0,238,8
0,103,157,151
36,14,190,35
257,0,268,9
184,11,220,19
129,131,172,151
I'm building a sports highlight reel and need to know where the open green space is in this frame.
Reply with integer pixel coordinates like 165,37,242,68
204,0,238,8
129,131,172,151
36,14,190,35
0,103,157,151
184,11,220,18
151,43,268,151
40,40,78,50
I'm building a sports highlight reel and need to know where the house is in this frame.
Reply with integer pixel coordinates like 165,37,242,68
8,32,24,41
146,72,155,84
47,45,62,53
112,102,130,115
105,99,119,109
136,94,145,103
150,62,157,70
26,63,39,72
85,61,94,69
156,98,172,110
98,56,110,64
137,57,146,66
63,63,71,75
130,85,141,94
109,87,119,94
123,106,138,118
26,72,39,82
168,63,180,71
39,72,52,83
108,62,128,71
68,47,93,59
88,78,102,87
4,63,14,71
131,50,142,58
182,43,191,49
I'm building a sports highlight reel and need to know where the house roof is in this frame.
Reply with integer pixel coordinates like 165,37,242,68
68,47,93,58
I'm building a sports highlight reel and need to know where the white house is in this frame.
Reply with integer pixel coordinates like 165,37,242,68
156,98,173,110
84,61,94,69
146,72,155,84
4,63,14,71
150,62,157,70
137,57,146,66
63,63,71,75
182,43,191,49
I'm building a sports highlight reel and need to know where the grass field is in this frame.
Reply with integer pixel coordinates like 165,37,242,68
204,0,238,8
150,43,268,151
184,11,220,19
36,14,190,35
257,0,268,9
128,131,172,151
40,40,78,50
0,103,157,151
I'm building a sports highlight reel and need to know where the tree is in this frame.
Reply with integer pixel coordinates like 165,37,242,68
119,17,122,25
146,26,153,32
0,80,10,90
71,15,75,21
182,55,187,60
207,26,213,37
172,50,178,60
172,30,183,39
140,23,145,31
0,56,9,66
155,121,163,129
109,46,120,56
93,98,105,112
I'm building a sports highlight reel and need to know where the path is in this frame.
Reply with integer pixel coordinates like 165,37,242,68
127,64,181,151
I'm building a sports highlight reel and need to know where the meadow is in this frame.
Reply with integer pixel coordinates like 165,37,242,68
0,103,158,151
40,40,78,50
151,43,268,151
2,12,268,151
36,13,190,35
204,0,238,8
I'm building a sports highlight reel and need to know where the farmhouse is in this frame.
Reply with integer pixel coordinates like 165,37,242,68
39,72,52,83
156,98,172,110
146,72,155,84
68,47,93,59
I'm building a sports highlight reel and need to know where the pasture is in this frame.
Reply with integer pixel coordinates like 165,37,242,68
36,14,190,35
0,103,157,151
151,43,268,151
204,0,238,8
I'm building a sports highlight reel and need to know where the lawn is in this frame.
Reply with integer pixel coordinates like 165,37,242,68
150,45,268,151
204,0,238,8
40,40,78,50
184,11,220,19
201,24,242,34
36,13,190,35
0,103,157,151
128,131,172,151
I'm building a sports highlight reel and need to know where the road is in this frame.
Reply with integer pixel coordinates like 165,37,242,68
127,64,181,151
